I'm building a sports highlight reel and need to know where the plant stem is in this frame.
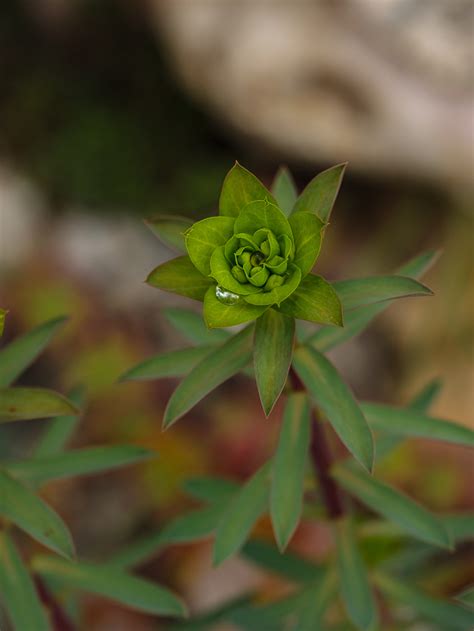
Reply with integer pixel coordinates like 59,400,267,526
34,576,75,631
289,367,345,519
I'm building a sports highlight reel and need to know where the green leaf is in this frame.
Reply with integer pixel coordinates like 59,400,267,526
270,393,310,549
271,166,297,216
333,462,451,549
163,307,230,345
292,163,347,222
163,326,253,428
336,516,378,631
185,216,235,276
242,538,323,583
374,572,473,631
244,265,302,307
213,461,271,565
32,555,187,618
210,246,261,296
0,309,7,337
203,286,268,328
120,346,213,382
333,275,433,310
361,403,474,448
289,212,325,277
0,532,50,631
33,387,86,457
0,470,74,558
408,378,443,413
456,585,474,609
292,345,374,471
278,274,343,326
234,200,293,240
0,387,79,422
146,255,214,302
183,476,240,504
442,512,474,543
145,215,193,253
0,315,67,387
6,445,155,485
254,310,294,416
219,162,277,218
305,250,440,352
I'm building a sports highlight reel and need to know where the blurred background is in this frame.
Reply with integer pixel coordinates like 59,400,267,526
0,1,473,629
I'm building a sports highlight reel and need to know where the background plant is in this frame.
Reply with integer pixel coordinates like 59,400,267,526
119,164,474,630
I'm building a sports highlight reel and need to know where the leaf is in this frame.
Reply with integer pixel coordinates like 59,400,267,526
292,163,347,222
32,555,187,618
374,572,473,631
145,215,193,253
333,275,432,310
34,387,86,457
270,393,311,549
0,470,74,558
456,585,474,609
333,462,451,549
6,445,155,485
289,212,325,277
305,250,440,352
210,246,261,296
213,461,271,565
219,162,277,217
119,346,213,382
146,255,213,301
271,166,297,216
234,200,293,240
183,476,240,504
244,265,302,307
442,512,474,543
336,516,378,631
292,345,374,471
361,403,474,448
0,532,50,631
254,310,294,416
203,286,268,328
0,315,67,387
163,307,230,345
278,274,343,326
242,539,323,583
0,309,7,337
408,378,443,413
163,326,253,428
185,216,235,276
0,387,79,423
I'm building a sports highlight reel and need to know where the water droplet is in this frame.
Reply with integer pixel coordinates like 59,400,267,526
215,285,242,306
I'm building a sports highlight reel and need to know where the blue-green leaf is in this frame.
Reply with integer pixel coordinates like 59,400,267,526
145,215,193,253
0,316,67,387
33,387,85,457
163,307,230,345
292,345,374,471
272,166,297,216
334,275,432,310
242,539,323,583
270,393,311,549
120,346,213,382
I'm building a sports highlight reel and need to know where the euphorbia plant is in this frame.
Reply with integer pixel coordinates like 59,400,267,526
120,163,474,630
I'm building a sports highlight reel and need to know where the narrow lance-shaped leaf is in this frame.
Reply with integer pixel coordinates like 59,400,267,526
145,215,193,253
361,402,474,448
374,572,474,631
455,585,474,609
0,471,74,558
163,307,230,345
332,462,451,549
409,378,443,413
119,346,213,382
219,162,277,217
289,212,325,277
33,386,86,457
271,166,297,216
146,255,214,302
333,275,432,311
254,309,294,416
32,555,187,618
241,539,323,583
213,461,271,566
278,274,343,326
0,315,67,387
6,445,155,485
0,387,79,423
0,532,50,631
336,516,378,631
292,162,347,222
163,326,253,428
292,345,374,471
270,393,311,550
183,476,240,504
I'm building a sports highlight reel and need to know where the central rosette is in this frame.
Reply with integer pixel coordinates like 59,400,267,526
224,228,294,291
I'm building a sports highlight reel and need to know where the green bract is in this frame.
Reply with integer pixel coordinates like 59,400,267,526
147,162,344,329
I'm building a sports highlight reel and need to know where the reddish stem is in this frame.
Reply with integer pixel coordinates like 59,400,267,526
34,576,76,631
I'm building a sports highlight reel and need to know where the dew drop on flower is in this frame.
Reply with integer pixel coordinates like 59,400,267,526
215,285,242,306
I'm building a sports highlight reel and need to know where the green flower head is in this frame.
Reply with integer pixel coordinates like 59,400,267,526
147,162,346,329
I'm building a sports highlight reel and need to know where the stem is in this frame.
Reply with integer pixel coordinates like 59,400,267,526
34,577,75,631
289,367,345,519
